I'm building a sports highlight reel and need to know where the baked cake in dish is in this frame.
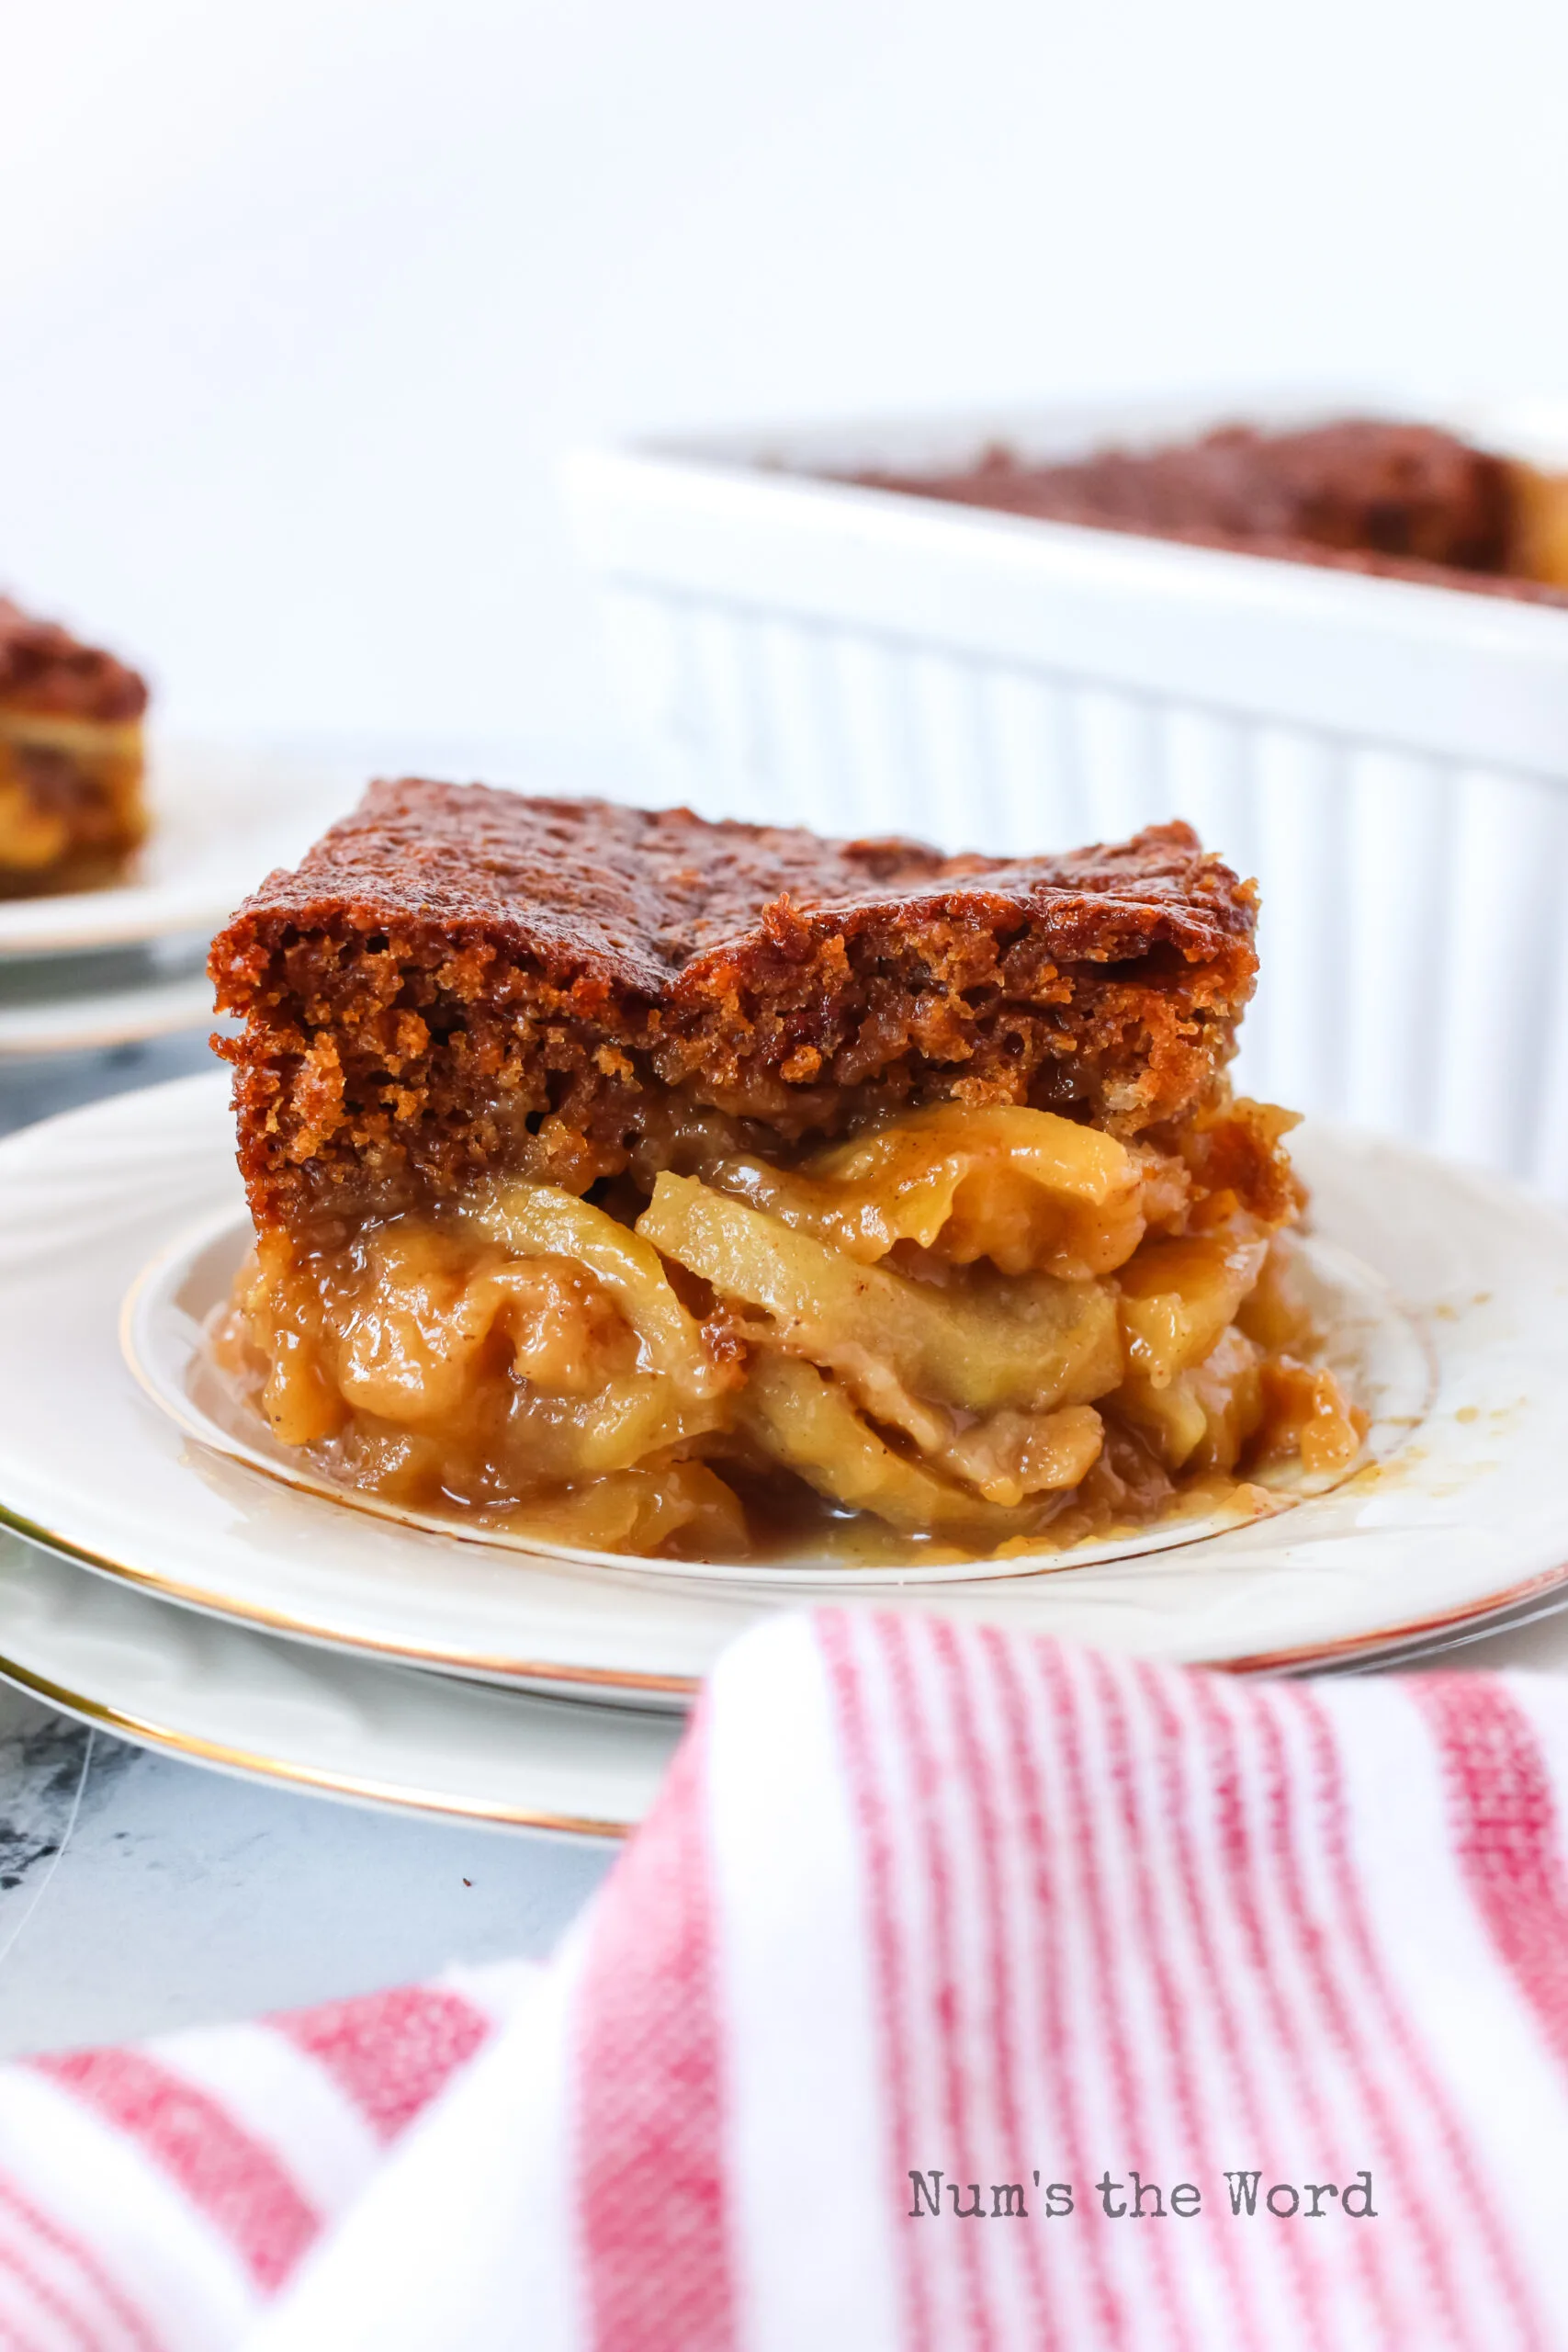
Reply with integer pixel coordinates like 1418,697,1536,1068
208,781,1360,1562
0,596,150,897
856,419,1568,605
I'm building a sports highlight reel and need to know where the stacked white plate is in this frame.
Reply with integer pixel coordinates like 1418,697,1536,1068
5,1065,1568,1839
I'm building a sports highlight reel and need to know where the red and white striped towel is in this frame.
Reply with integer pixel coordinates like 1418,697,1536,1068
4,1610,1568,2350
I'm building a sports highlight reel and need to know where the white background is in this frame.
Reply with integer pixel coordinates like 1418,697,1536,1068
3,0,1564,756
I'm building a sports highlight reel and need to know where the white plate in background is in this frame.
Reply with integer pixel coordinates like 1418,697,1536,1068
0,941,221,1060
0,1072,1565,1694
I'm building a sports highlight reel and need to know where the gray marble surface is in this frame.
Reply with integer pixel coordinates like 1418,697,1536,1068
5,1029,1568,2063
0,1682,614,2060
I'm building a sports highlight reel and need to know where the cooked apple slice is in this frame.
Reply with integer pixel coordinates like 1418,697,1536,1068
637,1171,1122,1415
704,1102,1145,1279
739,1354,1049,1539
1116,1230,1269,1388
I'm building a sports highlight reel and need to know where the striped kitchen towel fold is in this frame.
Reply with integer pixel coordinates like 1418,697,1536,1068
6,1610,1568,2350
0,1962,539,2351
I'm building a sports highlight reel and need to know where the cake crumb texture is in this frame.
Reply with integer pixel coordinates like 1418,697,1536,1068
212,782,1260,1227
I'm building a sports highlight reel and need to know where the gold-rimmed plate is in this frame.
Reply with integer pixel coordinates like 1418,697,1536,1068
1,1071,1566,1699
0,1532,674,1831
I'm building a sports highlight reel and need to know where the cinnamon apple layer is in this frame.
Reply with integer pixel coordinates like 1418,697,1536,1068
212,1094,1362,1563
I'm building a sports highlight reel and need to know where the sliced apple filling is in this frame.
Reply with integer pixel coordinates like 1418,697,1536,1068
214,1096,1363,1560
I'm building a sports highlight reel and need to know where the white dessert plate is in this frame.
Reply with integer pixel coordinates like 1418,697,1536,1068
0,739,362,960
1,1072,1566,1699
0,1532,675,1831
123,1207,1426,1587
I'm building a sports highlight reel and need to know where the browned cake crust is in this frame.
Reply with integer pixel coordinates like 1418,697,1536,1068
857,421,1568,607
213,782,1258,1233
0,596,150,723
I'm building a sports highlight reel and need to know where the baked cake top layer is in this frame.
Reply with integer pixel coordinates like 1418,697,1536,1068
213,782,1259,1227
857,419,1568,608
230,778,1256,992
0,596,150,723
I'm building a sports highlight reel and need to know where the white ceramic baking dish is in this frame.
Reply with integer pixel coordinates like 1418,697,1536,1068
563,392,1568,1197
